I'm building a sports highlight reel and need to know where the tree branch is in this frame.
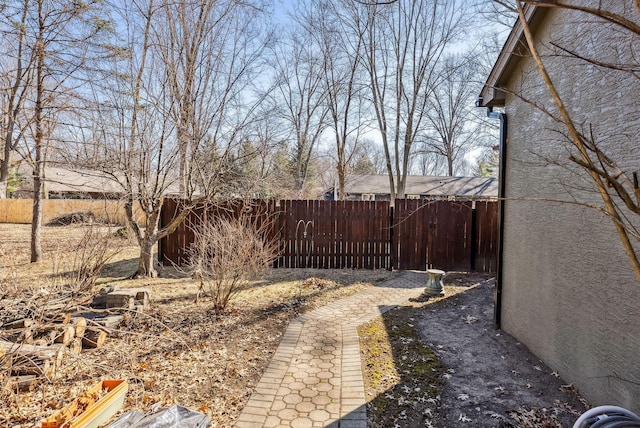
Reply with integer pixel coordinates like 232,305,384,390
515,0,640,281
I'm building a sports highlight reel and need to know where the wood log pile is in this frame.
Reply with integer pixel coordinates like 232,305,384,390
0,288,151,393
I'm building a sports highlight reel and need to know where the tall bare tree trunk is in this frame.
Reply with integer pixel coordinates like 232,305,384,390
1,111,18,199
1,0,30,199
0,150,10,198
137,235,157,278
337,157,346,200
360,1,463,203
30,0,45,263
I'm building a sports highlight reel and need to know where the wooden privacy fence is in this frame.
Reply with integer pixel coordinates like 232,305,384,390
392,199,497,272
159,199,498,273
0,199,137,224
277,200,391,269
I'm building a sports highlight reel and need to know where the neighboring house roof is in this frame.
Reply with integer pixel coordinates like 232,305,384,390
339,174,498,198
480,5,547,107
16,165,123,195
15,164,185,197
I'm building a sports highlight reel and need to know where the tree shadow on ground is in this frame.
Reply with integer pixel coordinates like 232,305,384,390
359,297,449,427
100,257,140,279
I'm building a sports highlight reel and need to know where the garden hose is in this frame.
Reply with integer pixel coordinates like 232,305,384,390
573,406,640,428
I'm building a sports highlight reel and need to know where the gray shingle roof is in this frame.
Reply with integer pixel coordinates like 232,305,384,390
342,174,497,198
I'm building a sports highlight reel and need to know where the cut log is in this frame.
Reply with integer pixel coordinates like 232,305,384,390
28,323,75,346
6,375,37,392
1,340,64,376
0,318,35,343
0,340,64,362
82,328,107,349
43,312,72,324
105,288,151,310
10,357,54,376
28,317,87,343
3,341,61,358
106,294,135,309
70,317,87,339
51,325,76,347
0,328,34,344
133,289,151,311
69,337,83,355
0,318,34,330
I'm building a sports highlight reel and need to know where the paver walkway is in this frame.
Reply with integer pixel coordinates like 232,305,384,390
235,271,425,428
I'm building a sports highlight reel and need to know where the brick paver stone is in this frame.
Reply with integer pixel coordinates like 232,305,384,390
235,271,425,428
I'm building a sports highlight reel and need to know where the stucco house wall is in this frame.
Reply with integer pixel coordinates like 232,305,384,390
495,4,640,410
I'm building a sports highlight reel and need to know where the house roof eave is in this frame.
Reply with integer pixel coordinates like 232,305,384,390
480,5,548,108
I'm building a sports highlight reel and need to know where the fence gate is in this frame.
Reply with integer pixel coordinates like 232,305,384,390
393,200,473,271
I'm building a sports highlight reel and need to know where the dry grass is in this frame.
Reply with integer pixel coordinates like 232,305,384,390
0,223,395,427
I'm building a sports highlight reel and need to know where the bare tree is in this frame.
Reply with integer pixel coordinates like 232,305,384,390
298,0,368,200
358,0,468,200
154,0,266,197
0,0,34,199
7,0,108,262
268,30,330,198
418,54,489,176
81,0,270,277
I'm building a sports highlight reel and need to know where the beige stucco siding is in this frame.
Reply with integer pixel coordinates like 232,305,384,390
500,3,640,410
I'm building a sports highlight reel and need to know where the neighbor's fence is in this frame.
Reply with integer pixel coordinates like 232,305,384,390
159,199,498,273
0,199,137,224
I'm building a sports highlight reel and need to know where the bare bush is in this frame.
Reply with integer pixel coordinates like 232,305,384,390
187,214,279,313
66,225,122,292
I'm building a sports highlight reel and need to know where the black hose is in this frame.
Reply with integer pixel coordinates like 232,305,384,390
603,422,640,428
574,406,640,428
589,415,640,428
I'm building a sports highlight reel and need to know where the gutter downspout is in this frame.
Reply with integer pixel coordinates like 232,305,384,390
486,105,507,330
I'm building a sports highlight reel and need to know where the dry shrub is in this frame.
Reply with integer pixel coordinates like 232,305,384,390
0,246,18,301
187,214,278,313
65,225,122,292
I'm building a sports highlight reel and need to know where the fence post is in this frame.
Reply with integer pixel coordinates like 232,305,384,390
470,204,477,272
388,203,395,271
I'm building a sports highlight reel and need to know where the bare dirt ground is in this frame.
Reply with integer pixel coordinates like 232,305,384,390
360,273,590,427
